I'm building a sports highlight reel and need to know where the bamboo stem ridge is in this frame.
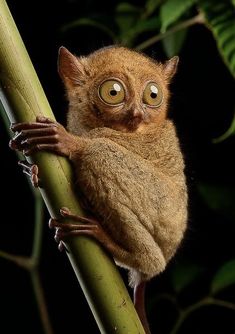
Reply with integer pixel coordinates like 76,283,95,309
0,1,145,333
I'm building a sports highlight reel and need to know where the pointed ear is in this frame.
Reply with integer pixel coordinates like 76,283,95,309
58,46,87,86
163,56,179,81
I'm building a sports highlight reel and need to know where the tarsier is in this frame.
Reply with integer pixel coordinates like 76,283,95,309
10,46,188,334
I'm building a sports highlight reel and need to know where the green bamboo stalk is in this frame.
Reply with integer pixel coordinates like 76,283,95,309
0,97,55,334
0,1,145,333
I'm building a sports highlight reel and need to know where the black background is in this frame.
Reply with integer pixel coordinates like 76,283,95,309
1,1,235,333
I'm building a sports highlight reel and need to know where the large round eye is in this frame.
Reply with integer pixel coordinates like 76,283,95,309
99,80,125,105
143,82,163,107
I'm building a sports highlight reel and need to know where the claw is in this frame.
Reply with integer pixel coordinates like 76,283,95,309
58,241,65,252
18,160,41,187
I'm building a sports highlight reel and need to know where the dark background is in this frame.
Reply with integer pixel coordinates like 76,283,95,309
1,1,235,333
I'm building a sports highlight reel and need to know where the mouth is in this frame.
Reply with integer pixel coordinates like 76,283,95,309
104,111,146,132
126,117,143,131
107,117,142,132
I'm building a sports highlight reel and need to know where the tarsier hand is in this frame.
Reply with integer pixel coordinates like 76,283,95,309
9,116,78,158
9,116,112,253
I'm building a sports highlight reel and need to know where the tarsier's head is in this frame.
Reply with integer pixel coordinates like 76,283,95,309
58,46,178,135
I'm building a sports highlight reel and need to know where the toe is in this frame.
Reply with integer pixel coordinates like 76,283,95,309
49,218,59,229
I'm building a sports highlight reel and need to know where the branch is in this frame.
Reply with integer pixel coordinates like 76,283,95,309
0,250,32,268
135,13,205,51
170,297,235,334
0,1,145,333
31,269,54,334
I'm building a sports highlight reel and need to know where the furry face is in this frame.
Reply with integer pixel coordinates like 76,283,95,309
58,46,178,135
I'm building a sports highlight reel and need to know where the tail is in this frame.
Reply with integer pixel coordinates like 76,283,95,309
134,281,151,334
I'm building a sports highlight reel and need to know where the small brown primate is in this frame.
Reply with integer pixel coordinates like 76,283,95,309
10,46,188,333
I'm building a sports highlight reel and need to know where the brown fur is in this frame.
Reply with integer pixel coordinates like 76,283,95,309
58,46,187,287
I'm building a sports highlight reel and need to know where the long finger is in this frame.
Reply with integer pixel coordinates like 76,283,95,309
12,127,58,141
49,220,96,231
10,136,58,152
23,143,64,156
55,229,95,242
11,121,57,132
36,116,56,124
22,136,59,145
60,208,98,224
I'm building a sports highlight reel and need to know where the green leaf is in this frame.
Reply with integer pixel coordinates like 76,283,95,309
122,16,161,47
199,0,235,78
60,17,117,41
133,16,161,35
170,261,205,293
213,111,235,142
160,0,196,32
115,3,161,46
197,183,235,220
211,259,235,294
145,0,163,17
116,2,141,14
115,2,141,33
162,28,188,57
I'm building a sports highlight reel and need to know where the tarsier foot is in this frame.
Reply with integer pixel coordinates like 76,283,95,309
18,160,41,188
49,207,114,252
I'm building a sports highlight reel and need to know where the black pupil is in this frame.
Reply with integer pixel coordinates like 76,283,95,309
110,89,117,96
150,92,157,99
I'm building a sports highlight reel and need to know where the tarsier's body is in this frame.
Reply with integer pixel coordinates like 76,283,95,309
11,46,187,333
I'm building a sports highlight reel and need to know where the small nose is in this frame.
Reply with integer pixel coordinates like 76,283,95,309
132,109,144,119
